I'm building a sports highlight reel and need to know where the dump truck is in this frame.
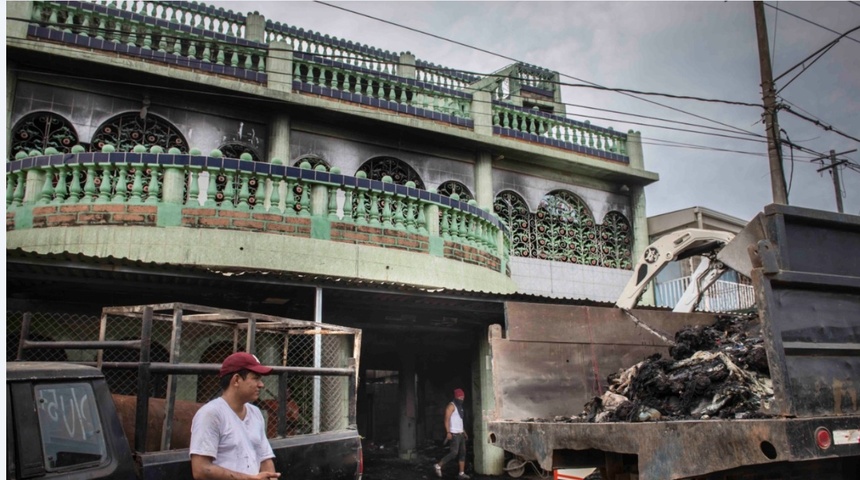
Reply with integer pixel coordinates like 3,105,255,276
487,204,860,479
6,303,364,479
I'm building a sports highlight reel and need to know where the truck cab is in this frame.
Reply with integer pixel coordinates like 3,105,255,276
7,362,140,480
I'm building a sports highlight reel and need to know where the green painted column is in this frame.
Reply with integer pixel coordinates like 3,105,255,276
472,325,505,475
6,1,32,39
268,114,291,163
267,40,293,94
626,131,654,305
631,184,654,306
472,91,493,137
627,130,644,170
244,12,266,43
398,52,416,79
7,61,18,160
474,152,493,211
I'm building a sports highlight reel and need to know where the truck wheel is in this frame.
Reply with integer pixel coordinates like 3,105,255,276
505,457,526,478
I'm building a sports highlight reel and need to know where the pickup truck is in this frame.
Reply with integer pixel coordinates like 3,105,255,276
487,204,860,479
7,303,364,480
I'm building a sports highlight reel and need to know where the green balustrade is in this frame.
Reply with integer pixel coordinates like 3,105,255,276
7,151,509,263
32,1,267,74
492,104,628,159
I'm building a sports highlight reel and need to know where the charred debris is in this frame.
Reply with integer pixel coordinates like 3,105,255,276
555,313,774,423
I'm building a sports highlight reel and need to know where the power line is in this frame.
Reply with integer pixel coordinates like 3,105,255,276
781,106,860,143
774,24,860,84
764,2,860,45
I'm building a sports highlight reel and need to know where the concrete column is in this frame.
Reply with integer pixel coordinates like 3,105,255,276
474,152,494,211
24,170,45,204
551,72,566,115
244,13,266,43
311,184,328,216
472,91,493,136
267,41,294,94
472,325,505,475
631,185,655,305
398,52,416,79
626,130,645,170
8,62,18,160
161,168,186,204
425,204,440,236
398,352,417,460
7,1,33,39
268,114,291,163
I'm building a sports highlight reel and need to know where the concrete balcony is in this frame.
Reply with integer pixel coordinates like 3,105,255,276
6,148,516,294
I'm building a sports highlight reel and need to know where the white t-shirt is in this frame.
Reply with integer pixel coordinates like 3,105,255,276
190,397,275,475
449,402,464,434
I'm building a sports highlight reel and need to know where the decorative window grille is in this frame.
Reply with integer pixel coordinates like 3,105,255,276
11,112,79,157
90,112,188,153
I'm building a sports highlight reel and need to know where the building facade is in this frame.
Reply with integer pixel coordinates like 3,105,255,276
6,1,658,473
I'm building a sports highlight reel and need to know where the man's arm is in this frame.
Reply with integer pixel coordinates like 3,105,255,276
260,459,277,473
191,454,281,480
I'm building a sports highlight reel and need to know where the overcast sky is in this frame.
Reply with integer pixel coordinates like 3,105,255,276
215,1,860,222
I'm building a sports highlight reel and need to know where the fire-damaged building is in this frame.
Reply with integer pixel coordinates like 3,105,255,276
5,1,659,474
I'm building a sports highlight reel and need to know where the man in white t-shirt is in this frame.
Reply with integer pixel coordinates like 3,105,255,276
190,352,281,480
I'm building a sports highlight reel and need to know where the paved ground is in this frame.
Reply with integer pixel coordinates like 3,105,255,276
361,441,545,480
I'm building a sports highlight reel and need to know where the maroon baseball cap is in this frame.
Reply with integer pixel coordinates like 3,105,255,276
219,352,273,377
454,388,465,398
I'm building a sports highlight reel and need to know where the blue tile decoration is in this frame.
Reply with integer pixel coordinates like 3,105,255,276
126,153,142,164
356,178,370,189
286,166,300,178
204,157,223,169
254,162,272,175
395,185,408,196
222,158,238,170
92,153,109,164
419,190,430,201
300,168,315,180
382,182,395,193
173,155,190,166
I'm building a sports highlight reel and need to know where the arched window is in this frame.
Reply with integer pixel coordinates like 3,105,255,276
219,142,263,161
494,191,534,258
11,111,79,157
90,112,188,152
356,156,425,189
536,190,595,263
436,181,473,202
294,155,330,170
598,211,633,269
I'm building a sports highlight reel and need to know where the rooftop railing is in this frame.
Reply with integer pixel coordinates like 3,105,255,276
20,0,630,163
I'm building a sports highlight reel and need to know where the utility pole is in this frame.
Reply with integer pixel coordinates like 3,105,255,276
812,149,856,214
753,1,788,204
829,150,845,214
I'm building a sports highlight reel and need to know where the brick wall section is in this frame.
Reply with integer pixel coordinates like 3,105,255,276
445,240,503,273
20,205,502,272
330,223,430,253
31,204,157,228
181,208,312,236
7,211,15,231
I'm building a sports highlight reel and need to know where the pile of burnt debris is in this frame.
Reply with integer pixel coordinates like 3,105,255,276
578,313,775,423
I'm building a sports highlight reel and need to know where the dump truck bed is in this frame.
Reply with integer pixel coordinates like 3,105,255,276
488,205,860,479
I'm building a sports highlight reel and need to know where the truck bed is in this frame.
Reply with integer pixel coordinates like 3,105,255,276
488,205,860,479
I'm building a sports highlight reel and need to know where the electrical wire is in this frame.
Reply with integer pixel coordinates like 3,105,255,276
774,24,860,84
781,128,794,199
771,1,780,67
781,107,860,143
764,2,860,45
